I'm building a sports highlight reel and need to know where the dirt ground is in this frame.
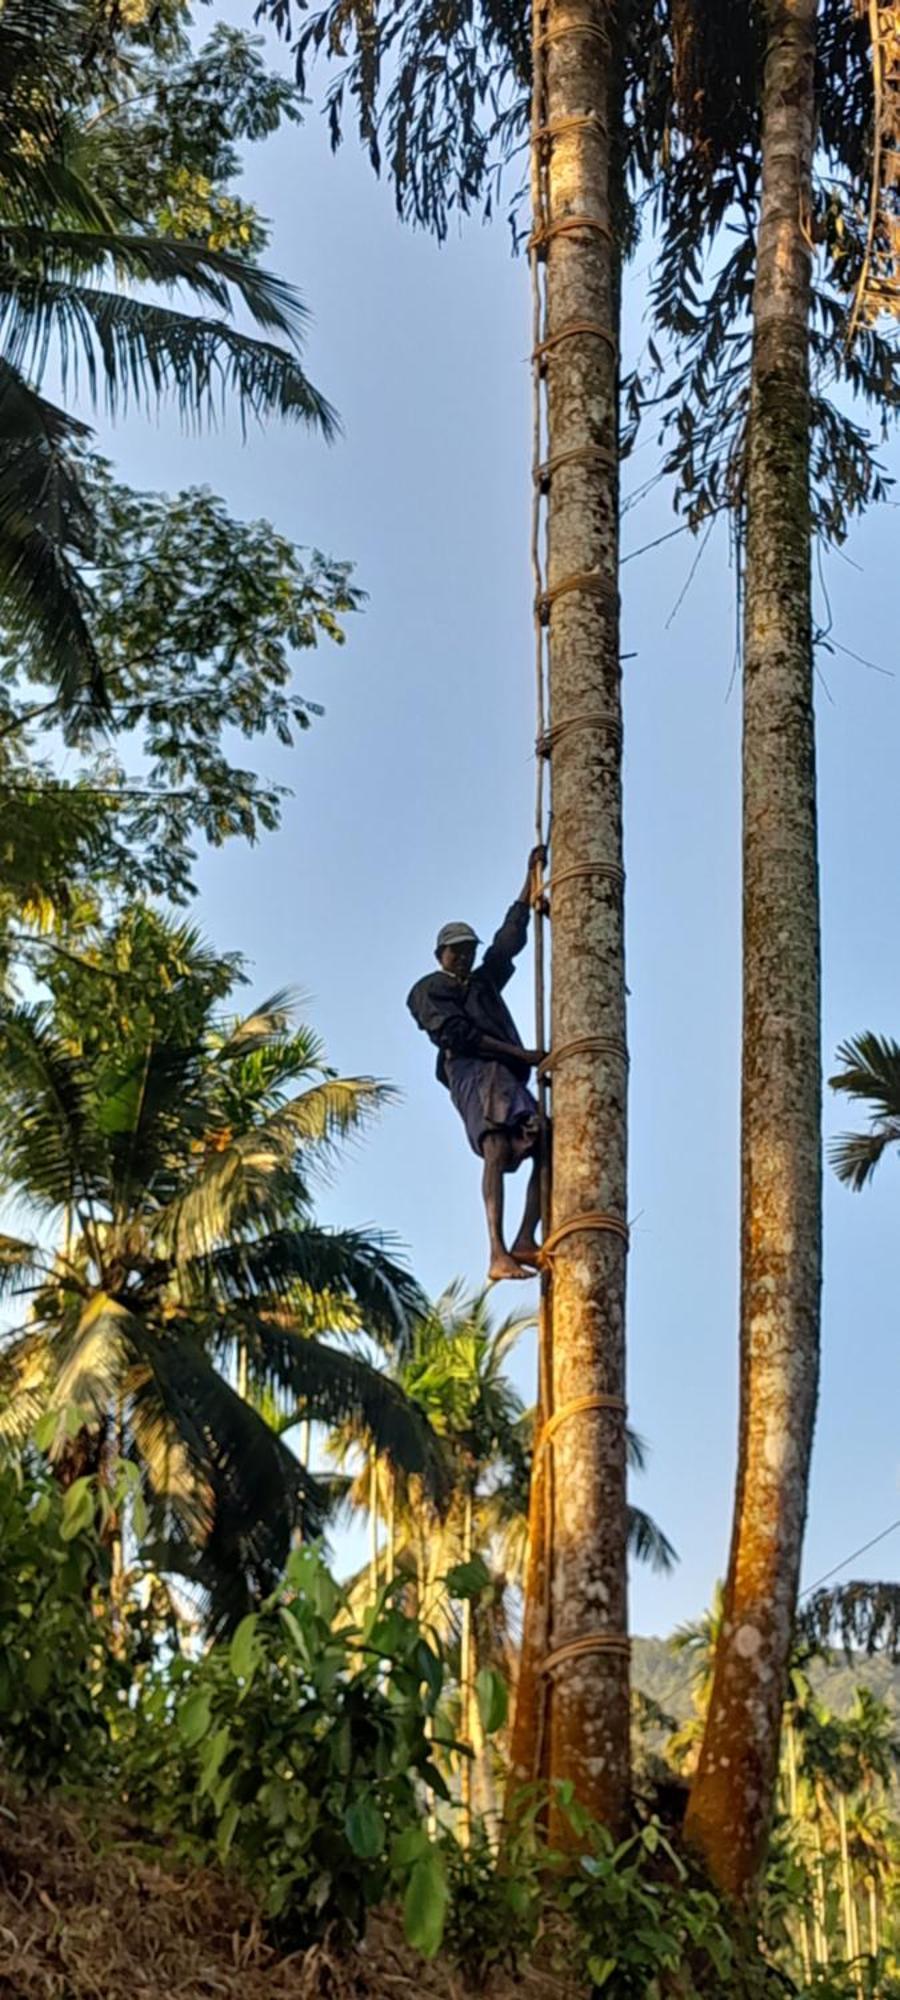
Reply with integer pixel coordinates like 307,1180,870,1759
0,1791,578,2000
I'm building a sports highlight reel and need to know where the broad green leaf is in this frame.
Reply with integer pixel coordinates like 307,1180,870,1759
587,1958,617,1988
403,1848,448,1960
60,1478,94,1541
198,1725,232,1798
391,1825,430,1870
445,1555,491,1600
26,1650,51,1698
344,1796,386,1860
178,1688,212,1748
217,1801,240,1859
229,1613,259,1683
33,1411,58,1453
475,1666,508,1736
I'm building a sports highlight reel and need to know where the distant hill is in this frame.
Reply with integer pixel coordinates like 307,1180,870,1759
633,1635,900,1725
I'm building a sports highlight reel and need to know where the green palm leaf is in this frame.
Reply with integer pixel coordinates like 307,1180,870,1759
236,1317,449,1502
196,1225,426,1349
0,1000,95,1210
829,1032,900,1188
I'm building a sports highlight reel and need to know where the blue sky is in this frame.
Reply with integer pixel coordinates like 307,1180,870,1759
87,5,899,1635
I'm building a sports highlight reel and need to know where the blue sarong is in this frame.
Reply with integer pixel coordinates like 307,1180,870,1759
445,1056,539,1160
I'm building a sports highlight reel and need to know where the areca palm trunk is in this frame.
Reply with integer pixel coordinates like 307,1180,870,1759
459,1487,475,1846
684,0,821,1900
520,0,629,1838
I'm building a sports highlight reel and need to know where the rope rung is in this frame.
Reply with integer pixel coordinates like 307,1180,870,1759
540,1210,630,1259
546,860,625,894
541,1633,631,1676
538,571,620,622
534,319,618,366
536,22,612,52
534,443,617,489
529,215,613,259
534,1392,627,1461
537,708,622,756
539,1035,629,1078
534,112,609,145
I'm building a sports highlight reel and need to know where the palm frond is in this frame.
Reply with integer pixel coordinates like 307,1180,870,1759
829,1033,900,1114
0,1001,94,1211
0,1231,46,1299
828,1124,900,1190
0,230,312,343
237,1318,449,1503
158,1082,394,1257
799,1580,900,1661
134,1326,324,1567
195,1224,426,1350
1,281,336,435
627,1503,678,1574
0,358,104,713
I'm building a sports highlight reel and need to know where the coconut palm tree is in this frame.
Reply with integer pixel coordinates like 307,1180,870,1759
0,906,442,1627
0,0,334,714
829,1033,900,1190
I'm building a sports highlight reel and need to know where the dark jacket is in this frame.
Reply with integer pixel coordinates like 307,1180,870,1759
407,901,531,1088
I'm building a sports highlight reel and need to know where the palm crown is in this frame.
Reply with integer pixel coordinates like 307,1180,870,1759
0,907,443,1626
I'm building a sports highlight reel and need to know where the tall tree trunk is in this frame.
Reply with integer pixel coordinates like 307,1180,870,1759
368,1448,379,1599
786,1722,813,1983
513,0,630,1838
684,0,821,1901
837,1793,861,1985
385,1464,396,1584
813,1809,830,1966
867,1875,878,1958
459,1487,475,1847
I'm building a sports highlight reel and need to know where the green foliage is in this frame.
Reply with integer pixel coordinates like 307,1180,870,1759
120,1549,448,1943
0,0,334,712
0,1455,131,1789
441,1823,541,1983
0,908,437,1625
0,462,362,912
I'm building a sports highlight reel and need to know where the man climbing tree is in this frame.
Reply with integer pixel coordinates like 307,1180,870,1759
407,847,546,1282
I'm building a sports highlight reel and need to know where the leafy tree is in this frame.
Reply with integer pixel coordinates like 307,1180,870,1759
0,907,443,1627
0,0,334,711
0,461,361,929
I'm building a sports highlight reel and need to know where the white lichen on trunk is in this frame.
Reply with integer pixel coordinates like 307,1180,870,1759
541,0,630,1834
684,0,822,1901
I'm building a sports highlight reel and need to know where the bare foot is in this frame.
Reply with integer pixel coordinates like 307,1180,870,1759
511,1242,541,1267
488,1251,531,1283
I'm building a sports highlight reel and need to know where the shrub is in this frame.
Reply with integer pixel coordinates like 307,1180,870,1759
122,1551,451,1946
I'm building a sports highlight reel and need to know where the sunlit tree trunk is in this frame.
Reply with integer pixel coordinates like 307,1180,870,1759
459,1486,475,1846
786,1722,812,1982
837,1793,861,1985
368,1447,379,1599
813,1808,830,1966
867,1875,879,1958
684,0,821,1901
385,1464,396,1583
514,0,629,1838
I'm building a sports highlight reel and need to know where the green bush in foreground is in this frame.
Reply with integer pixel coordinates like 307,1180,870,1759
0,1456,896,1994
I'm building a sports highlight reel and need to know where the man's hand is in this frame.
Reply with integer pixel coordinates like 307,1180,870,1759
521,844,548,907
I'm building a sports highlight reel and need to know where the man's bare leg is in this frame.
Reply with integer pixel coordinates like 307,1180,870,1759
482,1134,528,1282
511,1151,542,1265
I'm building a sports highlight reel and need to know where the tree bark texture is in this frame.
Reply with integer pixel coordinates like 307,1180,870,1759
684,0,822,1900
533,0,630,1835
